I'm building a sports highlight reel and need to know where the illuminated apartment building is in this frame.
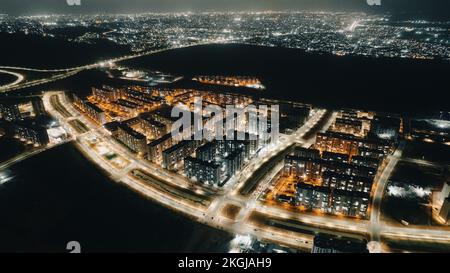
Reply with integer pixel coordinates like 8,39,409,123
322,151,350,163
112,99,141,114
0,97,46,122
196,141,218,162
332,118,363,135
284,155,377,180
292,147,320,159
125,88,161,106
92,86,123,102
322,171,373,193
140,113,167,140
296,183,330,211
284,155,323,180
162,140,200,171
224,149,245,177
13,119,50,146
116,123,148,156
315,131,392,157
148,133,174,163
84,101,107,125
184,156,222,185
357,147,385,160
296,182,370,217
72,94,107,125
351,155,381,169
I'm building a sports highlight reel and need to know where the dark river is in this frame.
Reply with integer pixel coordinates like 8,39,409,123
0,143,232,253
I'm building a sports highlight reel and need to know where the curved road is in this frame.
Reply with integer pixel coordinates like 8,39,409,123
0,69,25,89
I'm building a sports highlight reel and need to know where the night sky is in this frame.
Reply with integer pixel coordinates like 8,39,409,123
0,0,449,17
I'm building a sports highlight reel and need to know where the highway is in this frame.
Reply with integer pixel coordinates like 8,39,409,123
0,69,25,89
0,42,211,93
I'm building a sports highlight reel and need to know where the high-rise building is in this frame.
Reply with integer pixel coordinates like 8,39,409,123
316,131,392,157
92,85,123,102
84,101,107,125
322,151,350,163
296,181,370,217
322,171,373,193
284,155,377,180
162,140,199,171
184,156,222,185
116,123,148,156
148,133,174,163
332,118,363,136
224,149,245,177
196,142,218,162
140,113,167,139
292,147,320,159
351,155,381,169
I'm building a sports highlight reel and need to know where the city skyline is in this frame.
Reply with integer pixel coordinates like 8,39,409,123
0,0,449,18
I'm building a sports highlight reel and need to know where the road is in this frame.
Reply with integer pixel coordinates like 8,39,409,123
0,42,211,93
369,141,405,243
0,140,71,171
0,69,25,89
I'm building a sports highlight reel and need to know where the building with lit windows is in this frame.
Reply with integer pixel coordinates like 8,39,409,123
296,182,370,217
148,133,174,163
184,156,222,185
140,113,167,140
351,155,381,169
332,117,363,136
84,101,107,125
315,131,392,157
224,149,245,177
322,171,373,193
116,123,148,156
13,120,49,146
162,140,200,171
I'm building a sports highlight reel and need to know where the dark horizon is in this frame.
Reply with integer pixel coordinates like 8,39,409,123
0,0,449,19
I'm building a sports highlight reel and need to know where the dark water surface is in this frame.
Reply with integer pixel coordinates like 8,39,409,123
0,143,232,253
